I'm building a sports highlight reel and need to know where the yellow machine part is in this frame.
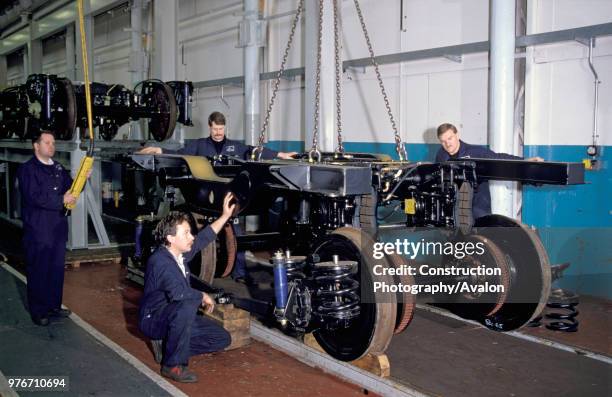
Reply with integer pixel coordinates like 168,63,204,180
65,156,94,210
404,198,416,215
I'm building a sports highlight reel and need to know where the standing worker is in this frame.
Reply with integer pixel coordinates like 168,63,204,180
17,130,86,326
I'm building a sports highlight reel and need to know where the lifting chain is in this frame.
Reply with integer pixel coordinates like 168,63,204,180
253,0,305,160
308,0,324,163
333,0,344,155
353,0,407,161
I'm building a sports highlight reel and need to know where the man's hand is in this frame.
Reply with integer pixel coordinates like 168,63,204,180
209,192,237,234
221,192,237,219
201,292,215,314
63,192,77,206
277,151,298,160
527,156,544,162
138,147,162,155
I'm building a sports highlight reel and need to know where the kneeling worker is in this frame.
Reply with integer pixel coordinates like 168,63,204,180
138,193,235,382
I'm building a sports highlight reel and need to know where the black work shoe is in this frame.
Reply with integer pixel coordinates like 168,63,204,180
151,339,163,364
161,365,198,383
49,308,71,318
31,316,50,326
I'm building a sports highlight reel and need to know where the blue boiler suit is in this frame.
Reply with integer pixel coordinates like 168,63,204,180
16,157,73,318
166,136,279,279
435,140,522,219
167,136,279,161
138,225,231,367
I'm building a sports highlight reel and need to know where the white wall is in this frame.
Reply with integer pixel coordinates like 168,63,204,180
525,0,612,147
12,0,611,147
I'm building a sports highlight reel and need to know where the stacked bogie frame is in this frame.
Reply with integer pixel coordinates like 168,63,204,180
0,74,193,141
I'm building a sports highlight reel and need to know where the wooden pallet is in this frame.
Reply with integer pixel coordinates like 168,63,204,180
65,248,122,268
204,304,251,350
304,333,390,378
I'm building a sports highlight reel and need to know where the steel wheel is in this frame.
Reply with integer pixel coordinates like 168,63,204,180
313,227,396,361
472,215,551,331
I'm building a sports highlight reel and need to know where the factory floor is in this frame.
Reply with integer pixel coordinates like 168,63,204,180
0,260,373,397
0,223,610,396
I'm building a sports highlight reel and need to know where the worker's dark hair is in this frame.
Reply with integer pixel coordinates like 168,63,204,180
31,130,55,144
208,111,226,126
154,211,192,247
436,123,457,138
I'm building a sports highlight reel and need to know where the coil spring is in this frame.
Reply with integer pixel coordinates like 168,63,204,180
528,289,579,330
312,261,360,321
545,302,579,332
286,258,306,282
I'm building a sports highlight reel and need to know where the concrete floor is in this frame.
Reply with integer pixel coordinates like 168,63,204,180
1,260,373,397
0,220,610,396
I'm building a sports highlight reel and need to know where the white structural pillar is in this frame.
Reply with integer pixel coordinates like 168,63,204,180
305,0,335,152
488,0,518,218
130,0,146,140
153,0,178,81
26,14,43,76
243,0,263,146
65,24,76,80
153,0,179,140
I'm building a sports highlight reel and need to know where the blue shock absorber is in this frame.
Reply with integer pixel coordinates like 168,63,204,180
272,252,288,311
134,217,144,259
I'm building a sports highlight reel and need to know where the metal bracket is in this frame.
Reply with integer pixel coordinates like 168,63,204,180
575,37,594,47
85,183,110,247
237,20,267,48
344,66,366,74
443,54,463,63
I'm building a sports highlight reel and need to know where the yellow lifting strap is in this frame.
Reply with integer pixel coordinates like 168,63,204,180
65,0,95,210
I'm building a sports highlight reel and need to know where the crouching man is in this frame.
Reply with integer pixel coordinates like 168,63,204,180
138,193,235,383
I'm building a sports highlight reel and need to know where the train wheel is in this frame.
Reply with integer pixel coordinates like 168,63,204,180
472,215,551,331
313,227,396,361
189,213,236,283
386,254,416,335
145,81,177,142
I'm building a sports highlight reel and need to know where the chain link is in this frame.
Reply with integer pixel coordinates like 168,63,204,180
353,0,406,161
253,0,305,160
333,0,344,154
308,0,324,163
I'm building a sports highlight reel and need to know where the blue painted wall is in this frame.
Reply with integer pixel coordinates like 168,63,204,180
267,140,611,299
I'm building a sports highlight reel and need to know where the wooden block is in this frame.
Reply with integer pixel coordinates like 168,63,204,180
303,333,325,353
208,304,250,321
217,317,250,333
350,353,390,378
304,333,390,378
226,334,251,350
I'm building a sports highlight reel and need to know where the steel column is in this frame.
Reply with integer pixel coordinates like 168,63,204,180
243,0,262,146
65,24,76,80
488,0,517,218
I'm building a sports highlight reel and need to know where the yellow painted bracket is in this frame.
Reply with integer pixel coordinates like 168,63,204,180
404,198,416,214
65,156,94,210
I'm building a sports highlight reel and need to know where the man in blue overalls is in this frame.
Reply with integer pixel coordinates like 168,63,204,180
17,130,76,326
140,111,297,284
435,123,543,219
138,193,234,383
